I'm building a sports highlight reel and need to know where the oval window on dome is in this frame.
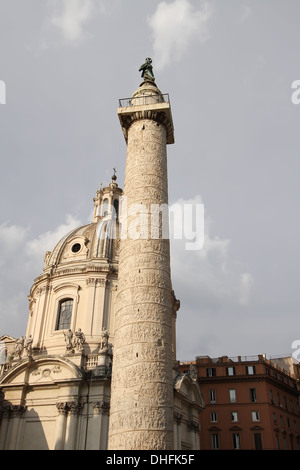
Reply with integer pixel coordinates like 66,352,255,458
71,243,81,253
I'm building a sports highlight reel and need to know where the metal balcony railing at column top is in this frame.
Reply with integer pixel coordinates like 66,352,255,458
119,93,170,108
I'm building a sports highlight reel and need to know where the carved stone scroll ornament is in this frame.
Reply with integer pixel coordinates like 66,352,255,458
56,402,68,415
67,401,83,416
10,405,27,418
93,401,110,415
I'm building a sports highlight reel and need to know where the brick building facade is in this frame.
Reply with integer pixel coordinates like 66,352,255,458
180,354,300,450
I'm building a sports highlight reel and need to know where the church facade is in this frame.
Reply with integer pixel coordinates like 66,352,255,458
0,71,204,450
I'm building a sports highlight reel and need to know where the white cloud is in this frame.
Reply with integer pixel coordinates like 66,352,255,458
170,195,254,359
48,0,103,44
0,215,81,336
0,223,29,257
170,194,253,309
25,214,81,267
148,0,213,70
239,5,252,24
239,272,254,306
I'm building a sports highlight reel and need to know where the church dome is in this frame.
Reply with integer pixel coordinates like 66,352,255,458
43,175,122,271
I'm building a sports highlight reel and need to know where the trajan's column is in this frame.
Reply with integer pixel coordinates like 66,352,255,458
108,58,177,450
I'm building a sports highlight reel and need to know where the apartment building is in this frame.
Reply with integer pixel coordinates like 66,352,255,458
180,354,300,450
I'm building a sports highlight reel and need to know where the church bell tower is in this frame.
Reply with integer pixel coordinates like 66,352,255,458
108,59,177,450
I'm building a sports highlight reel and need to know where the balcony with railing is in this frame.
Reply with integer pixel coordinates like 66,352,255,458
118,93,170,108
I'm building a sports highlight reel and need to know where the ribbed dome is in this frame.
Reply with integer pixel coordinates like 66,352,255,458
44,219,119,270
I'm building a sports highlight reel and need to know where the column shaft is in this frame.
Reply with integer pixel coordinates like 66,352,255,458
108,117,174,450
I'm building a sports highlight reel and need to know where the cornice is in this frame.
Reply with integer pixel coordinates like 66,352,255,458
198,373,299,394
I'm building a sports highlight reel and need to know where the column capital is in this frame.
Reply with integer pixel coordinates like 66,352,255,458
93,401,110,415
56,402,68,415
187,420,200,432
10,405,27,418
66,401,83,416
174,412,183,424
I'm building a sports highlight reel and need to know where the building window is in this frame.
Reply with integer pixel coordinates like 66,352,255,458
71,243,81,253
273,412,277,422
229,389,236,403
283,436,287,450
211,434,219,449
277,392,281,407
113,199,119,219
270,389,274,404
231,411,238,422
226,366,235,376
252,411,260,422
102,198,109,217
210,412,218,423
232,433,241,449
280,415,284,426
254,433,263,450
246,365,255,375
275,433,280,450
56,299,73,330
209,389,216,403
207,367,216,377
250,388,257,403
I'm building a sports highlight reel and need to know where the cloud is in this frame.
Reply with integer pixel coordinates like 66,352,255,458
170,194,253,307
48,0,103,44
25,214,82,267
170,195,254,358
0,215,81,336
148,0,213,70
239,272,254,306
239,5,252,24
0,223,29,256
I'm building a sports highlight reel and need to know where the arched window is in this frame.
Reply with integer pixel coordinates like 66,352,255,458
113,199,119,219
56,299,73,330
102,199,109,217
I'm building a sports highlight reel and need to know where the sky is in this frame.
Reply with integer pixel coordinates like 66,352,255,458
0,0,300,362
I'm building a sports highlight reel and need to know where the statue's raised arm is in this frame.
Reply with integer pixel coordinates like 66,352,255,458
139,57,155,82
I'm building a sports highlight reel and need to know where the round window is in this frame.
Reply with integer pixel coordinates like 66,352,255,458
71,243,81,253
